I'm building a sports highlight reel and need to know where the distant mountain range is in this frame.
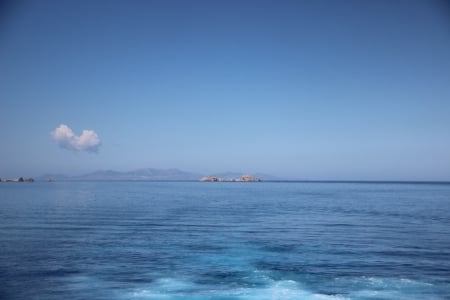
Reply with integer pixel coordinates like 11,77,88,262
38,168,278,181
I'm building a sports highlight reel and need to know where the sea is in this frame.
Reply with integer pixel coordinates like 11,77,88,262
0,181,449,300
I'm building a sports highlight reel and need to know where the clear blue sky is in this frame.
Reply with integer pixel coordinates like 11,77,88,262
1,0,449,180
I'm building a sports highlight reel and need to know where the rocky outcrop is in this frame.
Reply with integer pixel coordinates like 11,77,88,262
200,176,220,182
1,177,34,182
238,175,261,182
200,175,260,182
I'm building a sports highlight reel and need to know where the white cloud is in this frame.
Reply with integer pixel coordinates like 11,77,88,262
51,124,101,152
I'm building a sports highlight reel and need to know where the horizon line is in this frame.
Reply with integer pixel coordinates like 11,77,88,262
13,179,450,185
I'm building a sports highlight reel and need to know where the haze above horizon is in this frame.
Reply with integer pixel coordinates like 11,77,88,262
1,0,449,181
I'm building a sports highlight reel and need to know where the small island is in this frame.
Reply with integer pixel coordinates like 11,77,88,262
200,175,261,182
0,177,34,183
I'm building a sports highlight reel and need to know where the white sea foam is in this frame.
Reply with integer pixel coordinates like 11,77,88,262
130,278,349,300
335,276,438,300
353,276,434,289
127,276,442,300
231,280,348,300
131,278,192,298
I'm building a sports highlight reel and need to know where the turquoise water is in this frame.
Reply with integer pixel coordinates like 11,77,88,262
1,181,449,299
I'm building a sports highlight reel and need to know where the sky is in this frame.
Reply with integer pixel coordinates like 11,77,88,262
0,0,449,180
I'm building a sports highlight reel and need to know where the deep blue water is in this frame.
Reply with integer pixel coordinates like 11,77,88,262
1,181,450,299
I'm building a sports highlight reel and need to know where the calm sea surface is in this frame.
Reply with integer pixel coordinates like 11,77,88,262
1,181,449,299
